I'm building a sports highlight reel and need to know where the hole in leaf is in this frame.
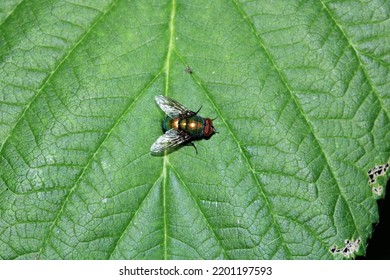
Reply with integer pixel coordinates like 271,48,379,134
330,239,360,258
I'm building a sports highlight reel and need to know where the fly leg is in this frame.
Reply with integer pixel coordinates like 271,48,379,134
186,142,198,154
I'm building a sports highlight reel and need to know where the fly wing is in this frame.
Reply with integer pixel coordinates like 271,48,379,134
150,129,191,155
155,95,195,118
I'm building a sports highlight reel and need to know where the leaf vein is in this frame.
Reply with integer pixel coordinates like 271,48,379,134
319,0,389,120
0,0,118,154
36,55,162,258
232,0,361,255
169,163,230,259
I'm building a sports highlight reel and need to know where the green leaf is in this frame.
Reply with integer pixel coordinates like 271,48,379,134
0,0,389,260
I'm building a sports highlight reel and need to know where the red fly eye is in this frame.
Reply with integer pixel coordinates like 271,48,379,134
204,119,214,138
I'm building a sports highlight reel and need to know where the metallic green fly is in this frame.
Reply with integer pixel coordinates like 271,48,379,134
150,95,217,155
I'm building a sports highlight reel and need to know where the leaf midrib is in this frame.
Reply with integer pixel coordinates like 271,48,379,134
161,0,177,260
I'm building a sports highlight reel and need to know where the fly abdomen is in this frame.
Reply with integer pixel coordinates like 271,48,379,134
163,116,205,138
184,118,204,137
179,119,187,130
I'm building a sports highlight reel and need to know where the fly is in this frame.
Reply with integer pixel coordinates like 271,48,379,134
150,95,217,156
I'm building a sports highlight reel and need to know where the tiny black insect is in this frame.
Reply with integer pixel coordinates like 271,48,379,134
184,66,193,74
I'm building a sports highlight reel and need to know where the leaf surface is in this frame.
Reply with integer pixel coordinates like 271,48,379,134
0,0,389,259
